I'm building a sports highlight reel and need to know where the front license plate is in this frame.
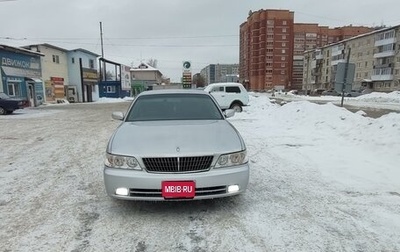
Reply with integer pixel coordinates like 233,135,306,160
162,181,195,199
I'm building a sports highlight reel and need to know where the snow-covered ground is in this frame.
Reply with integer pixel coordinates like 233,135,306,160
0,95,399,251
272,91,400,111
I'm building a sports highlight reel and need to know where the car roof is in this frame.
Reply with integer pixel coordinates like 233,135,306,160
137,89,208,97
207,82,243,87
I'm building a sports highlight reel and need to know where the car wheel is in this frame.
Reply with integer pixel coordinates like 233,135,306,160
6,110,14,114
0,107,6,115
230,103,242,112
347,94,352,97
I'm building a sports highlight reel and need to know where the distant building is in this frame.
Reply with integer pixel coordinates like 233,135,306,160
67,48,100,102
22,43,70,103
130,62,163,95
292,24,373,90
0,44,44,106
239,9,373,91
303,25,400,93
240,9,295,91
200,64,239,85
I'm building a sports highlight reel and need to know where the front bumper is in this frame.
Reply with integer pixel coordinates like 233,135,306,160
104,164,249,201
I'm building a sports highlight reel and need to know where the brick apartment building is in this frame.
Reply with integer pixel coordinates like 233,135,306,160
240,9,294,91
240,9,373,91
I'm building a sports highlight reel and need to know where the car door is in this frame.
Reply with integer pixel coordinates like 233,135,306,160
210,86,229,109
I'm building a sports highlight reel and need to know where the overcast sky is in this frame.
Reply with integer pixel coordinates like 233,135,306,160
1,0,399,82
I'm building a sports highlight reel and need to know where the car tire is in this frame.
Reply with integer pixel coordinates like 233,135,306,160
230,103,242,112
6,110,14,115
0,107,6,115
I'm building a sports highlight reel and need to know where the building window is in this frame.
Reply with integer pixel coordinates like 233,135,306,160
7,82,20,97
282,49,286,54
52,55,60,64
281,63,285,67
283,21,287,25
282,42,286,47
72,57,75,64
282,35,286,39
282,28,287,33
89,59,95,69
281,56,286,61
107,86,116,93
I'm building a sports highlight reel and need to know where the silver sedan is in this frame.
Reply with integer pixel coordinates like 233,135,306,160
104,89,249,201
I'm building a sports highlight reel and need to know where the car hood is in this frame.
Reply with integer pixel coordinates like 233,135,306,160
108,120,244,157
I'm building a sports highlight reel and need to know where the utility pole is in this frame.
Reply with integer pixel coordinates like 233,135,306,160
99,22,106,81
100,22,104,58
340,48,351,107
305,54,310,95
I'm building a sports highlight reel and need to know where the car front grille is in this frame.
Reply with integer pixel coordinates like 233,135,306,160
142,156,213,173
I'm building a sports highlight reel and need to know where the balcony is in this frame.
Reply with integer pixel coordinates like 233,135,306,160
371,68,394,81
332,45,345,57
331,59,346,66
374,50,396,58
375,37,397,47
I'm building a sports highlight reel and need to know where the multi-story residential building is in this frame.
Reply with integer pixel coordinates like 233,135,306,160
303,25,400,93
22,43,70,102
67,48,100,102
292,24,373,90
200,64,239,85
239,9,373,91
240,9,294,91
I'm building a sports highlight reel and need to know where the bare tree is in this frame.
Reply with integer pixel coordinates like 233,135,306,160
147,58,158,68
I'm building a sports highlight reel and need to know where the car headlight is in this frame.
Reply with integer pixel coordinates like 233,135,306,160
215,150,248,168
105,153,142,170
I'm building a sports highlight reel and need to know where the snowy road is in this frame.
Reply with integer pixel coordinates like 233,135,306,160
1,97,399,252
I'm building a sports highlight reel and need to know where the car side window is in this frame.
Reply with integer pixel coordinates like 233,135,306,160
226,86,241,93
211,86,224,92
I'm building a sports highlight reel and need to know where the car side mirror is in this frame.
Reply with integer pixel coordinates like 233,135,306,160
112,112,124,121
224,109,235,118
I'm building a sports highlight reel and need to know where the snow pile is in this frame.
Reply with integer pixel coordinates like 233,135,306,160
354,91,400,103
233,95,400,191
95,97,134,103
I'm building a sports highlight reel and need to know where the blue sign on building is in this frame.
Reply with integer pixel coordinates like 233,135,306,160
0,45,43,106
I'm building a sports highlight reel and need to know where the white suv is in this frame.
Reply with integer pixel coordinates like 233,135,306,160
204,82,249,112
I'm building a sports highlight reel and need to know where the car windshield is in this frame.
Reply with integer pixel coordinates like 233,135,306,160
0,93,10,99
126,93,223,121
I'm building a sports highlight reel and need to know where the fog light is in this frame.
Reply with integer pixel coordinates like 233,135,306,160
115,187,129,196
228,185,240,193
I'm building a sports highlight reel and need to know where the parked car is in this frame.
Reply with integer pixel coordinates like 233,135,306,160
345,90,363,97
204,82,249,112
0,92,26,115
321,90,341,96
104,89,249,201
310,88,326,96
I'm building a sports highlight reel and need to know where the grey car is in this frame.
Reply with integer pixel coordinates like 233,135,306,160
104,89,249,201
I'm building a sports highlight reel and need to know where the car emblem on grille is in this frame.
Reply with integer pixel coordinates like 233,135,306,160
176,147,180,152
